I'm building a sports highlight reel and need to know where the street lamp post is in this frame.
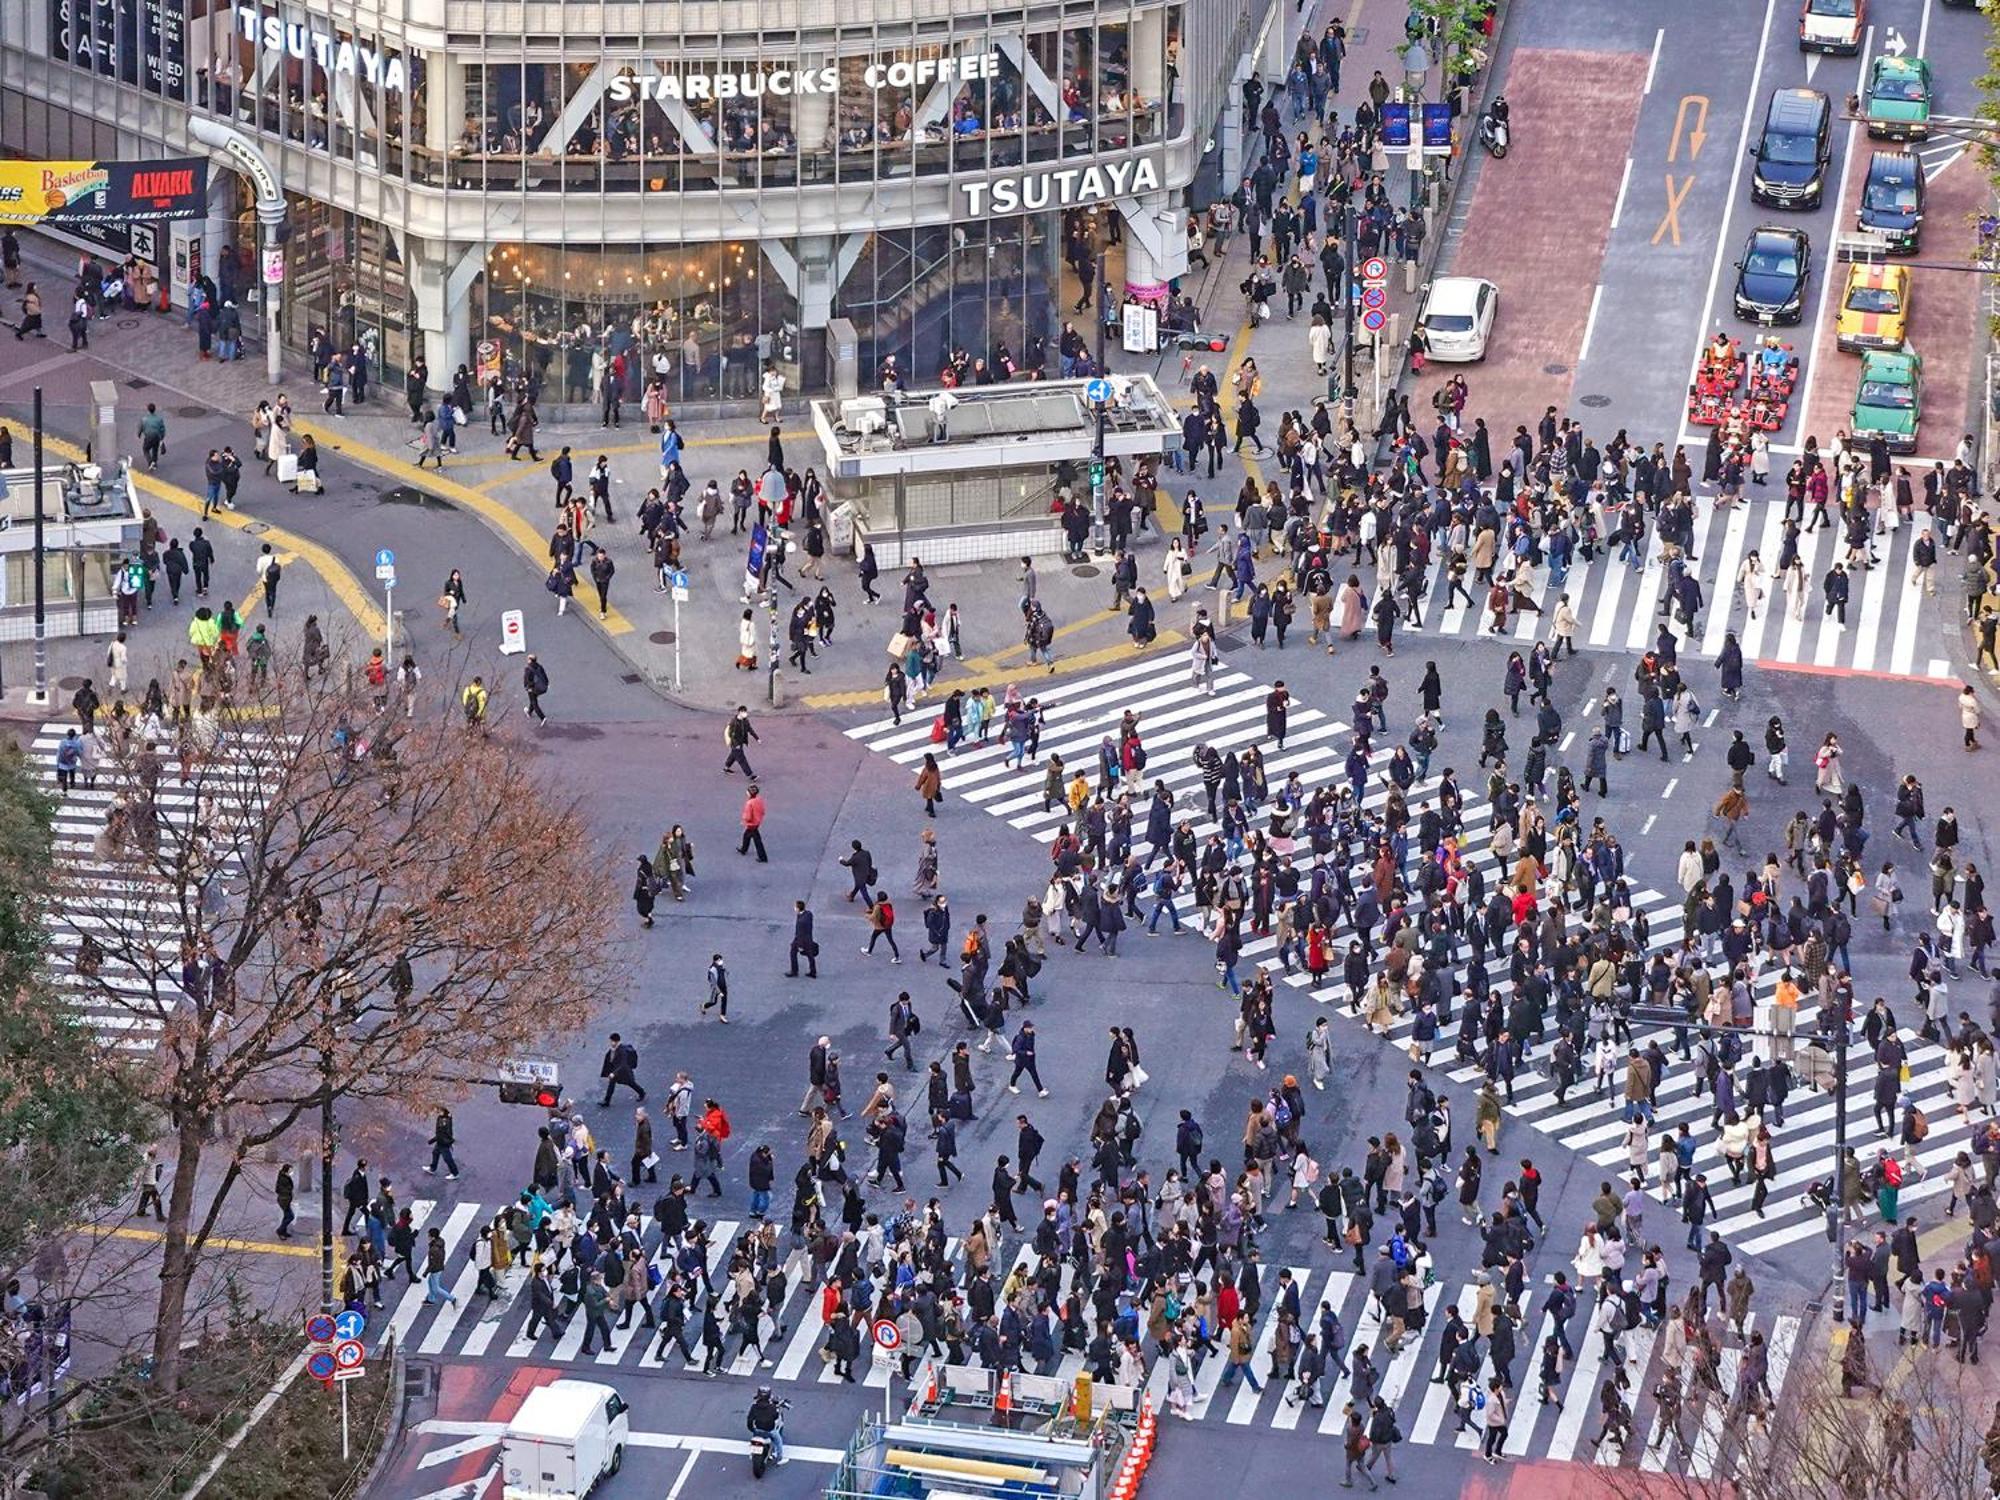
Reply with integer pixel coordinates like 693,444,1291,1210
1092,246,1108,555
31,386,48,706
188,119,285,384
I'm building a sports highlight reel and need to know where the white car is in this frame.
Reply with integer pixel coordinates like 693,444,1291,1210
1416,276,1499,361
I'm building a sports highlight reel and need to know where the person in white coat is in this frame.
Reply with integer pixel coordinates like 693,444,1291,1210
1164,536,1190,601
1308,316,1333,377
1737,551,1765,619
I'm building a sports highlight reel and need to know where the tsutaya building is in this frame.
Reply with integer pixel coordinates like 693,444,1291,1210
0,0,1289,395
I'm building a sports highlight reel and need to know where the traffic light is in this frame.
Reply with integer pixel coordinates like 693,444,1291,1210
498,1080,559,1108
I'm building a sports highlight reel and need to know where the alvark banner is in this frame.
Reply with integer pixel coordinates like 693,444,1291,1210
0,159,208,223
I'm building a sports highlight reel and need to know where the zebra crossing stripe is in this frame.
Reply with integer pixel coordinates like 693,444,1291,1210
458,1266,529,1357
1543,1303,1606,1463
1268,1269,1352,1431
368,1199,442,1353
1225,1267,1309,1424
375,1207,1807,1469
1699,507,1753,658
1407,1280,1479,1445
1502,1310,1559,1456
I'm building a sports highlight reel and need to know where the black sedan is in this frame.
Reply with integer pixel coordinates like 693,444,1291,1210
1733,226,1811,325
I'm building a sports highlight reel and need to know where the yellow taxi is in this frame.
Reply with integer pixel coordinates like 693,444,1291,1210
1834,261,1910,352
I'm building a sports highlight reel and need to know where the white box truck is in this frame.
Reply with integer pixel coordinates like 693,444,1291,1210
500,1379,630,1500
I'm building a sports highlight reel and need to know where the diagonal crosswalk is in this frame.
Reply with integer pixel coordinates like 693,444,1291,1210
844,652,1987,1265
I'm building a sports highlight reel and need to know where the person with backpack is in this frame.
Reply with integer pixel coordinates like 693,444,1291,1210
1363,1395,1401,1484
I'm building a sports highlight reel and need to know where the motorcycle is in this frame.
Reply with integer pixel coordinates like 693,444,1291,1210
749,1425,778,1478
1479,104,1510,159
749,1403,789,1479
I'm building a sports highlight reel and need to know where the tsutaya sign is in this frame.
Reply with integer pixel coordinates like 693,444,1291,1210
610,50,1000,103
233,6,408,93
960,155,1163,217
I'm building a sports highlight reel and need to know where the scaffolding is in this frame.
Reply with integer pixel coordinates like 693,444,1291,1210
823,1360,1142,1500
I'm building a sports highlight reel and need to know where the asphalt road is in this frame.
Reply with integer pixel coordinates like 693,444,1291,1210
10,0,1991,1494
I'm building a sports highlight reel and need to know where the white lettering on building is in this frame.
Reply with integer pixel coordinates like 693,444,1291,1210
960,156,1163,218
234,7,408,92
607,49,998,104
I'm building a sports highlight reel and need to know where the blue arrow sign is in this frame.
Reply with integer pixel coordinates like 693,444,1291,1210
666,568,689,590
333,1310,366,1341
374,548,395,569
1084,378,1112,405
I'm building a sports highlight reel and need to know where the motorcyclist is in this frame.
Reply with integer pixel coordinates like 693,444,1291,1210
748,1386,786,1467
1489,95,1510,130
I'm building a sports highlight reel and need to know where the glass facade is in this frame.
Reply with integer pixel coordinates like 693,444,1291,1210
3,0,1250,394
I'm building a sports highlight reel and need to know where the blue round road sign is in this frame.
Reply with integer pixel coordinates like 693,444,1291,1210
306,1350,336,1381
334,1310,366,1341
1084,378,1112,405
374,548,395,569
305,1312,336,1344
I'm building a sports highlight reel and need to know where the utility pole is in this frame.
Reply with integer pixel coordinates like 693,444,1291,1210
1338,193,1359,425
320,1021,336,1313
31,386,48,706
1091,245,1108,554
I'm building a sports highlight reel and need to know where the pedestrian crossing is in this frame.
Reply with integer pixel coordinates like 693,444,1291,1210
377,1194,1802,1475
844,654,1986,1261
1287,501,1951,679
27,718,279,1055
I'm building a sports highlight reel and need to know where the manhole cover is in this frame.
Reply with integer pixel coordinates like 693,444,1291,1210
122,377,152,390
57,674,85,691
242,520,270,535
1351,25,1368,42
116,319,140,330
1071,564,1101,579
648,630,676,645
1542,363,1570,376
1580,394,1611,408
619,672,643,685
174,406,205,419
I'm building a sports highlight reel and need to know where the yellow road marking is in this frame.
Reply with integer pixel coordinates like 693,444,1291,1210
965,607,1124,672
1671,95,1711,162
1654,173,1695,247
803,631,1185,710
292,420,635,636
36,434,384,637
101,1223,320,1259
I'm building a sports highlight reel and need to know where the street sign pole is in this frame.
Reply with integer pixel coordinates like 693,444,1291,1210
340,1378,350,1460
374,549,397,666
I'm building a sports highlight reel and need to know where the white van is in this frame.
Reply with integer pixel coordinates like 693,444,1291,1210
500,1379,630,1500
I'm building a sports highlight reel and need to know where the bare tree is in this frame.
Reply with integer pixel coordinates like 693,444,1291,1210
48,663,623,1393
1595,1331,1999,1500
